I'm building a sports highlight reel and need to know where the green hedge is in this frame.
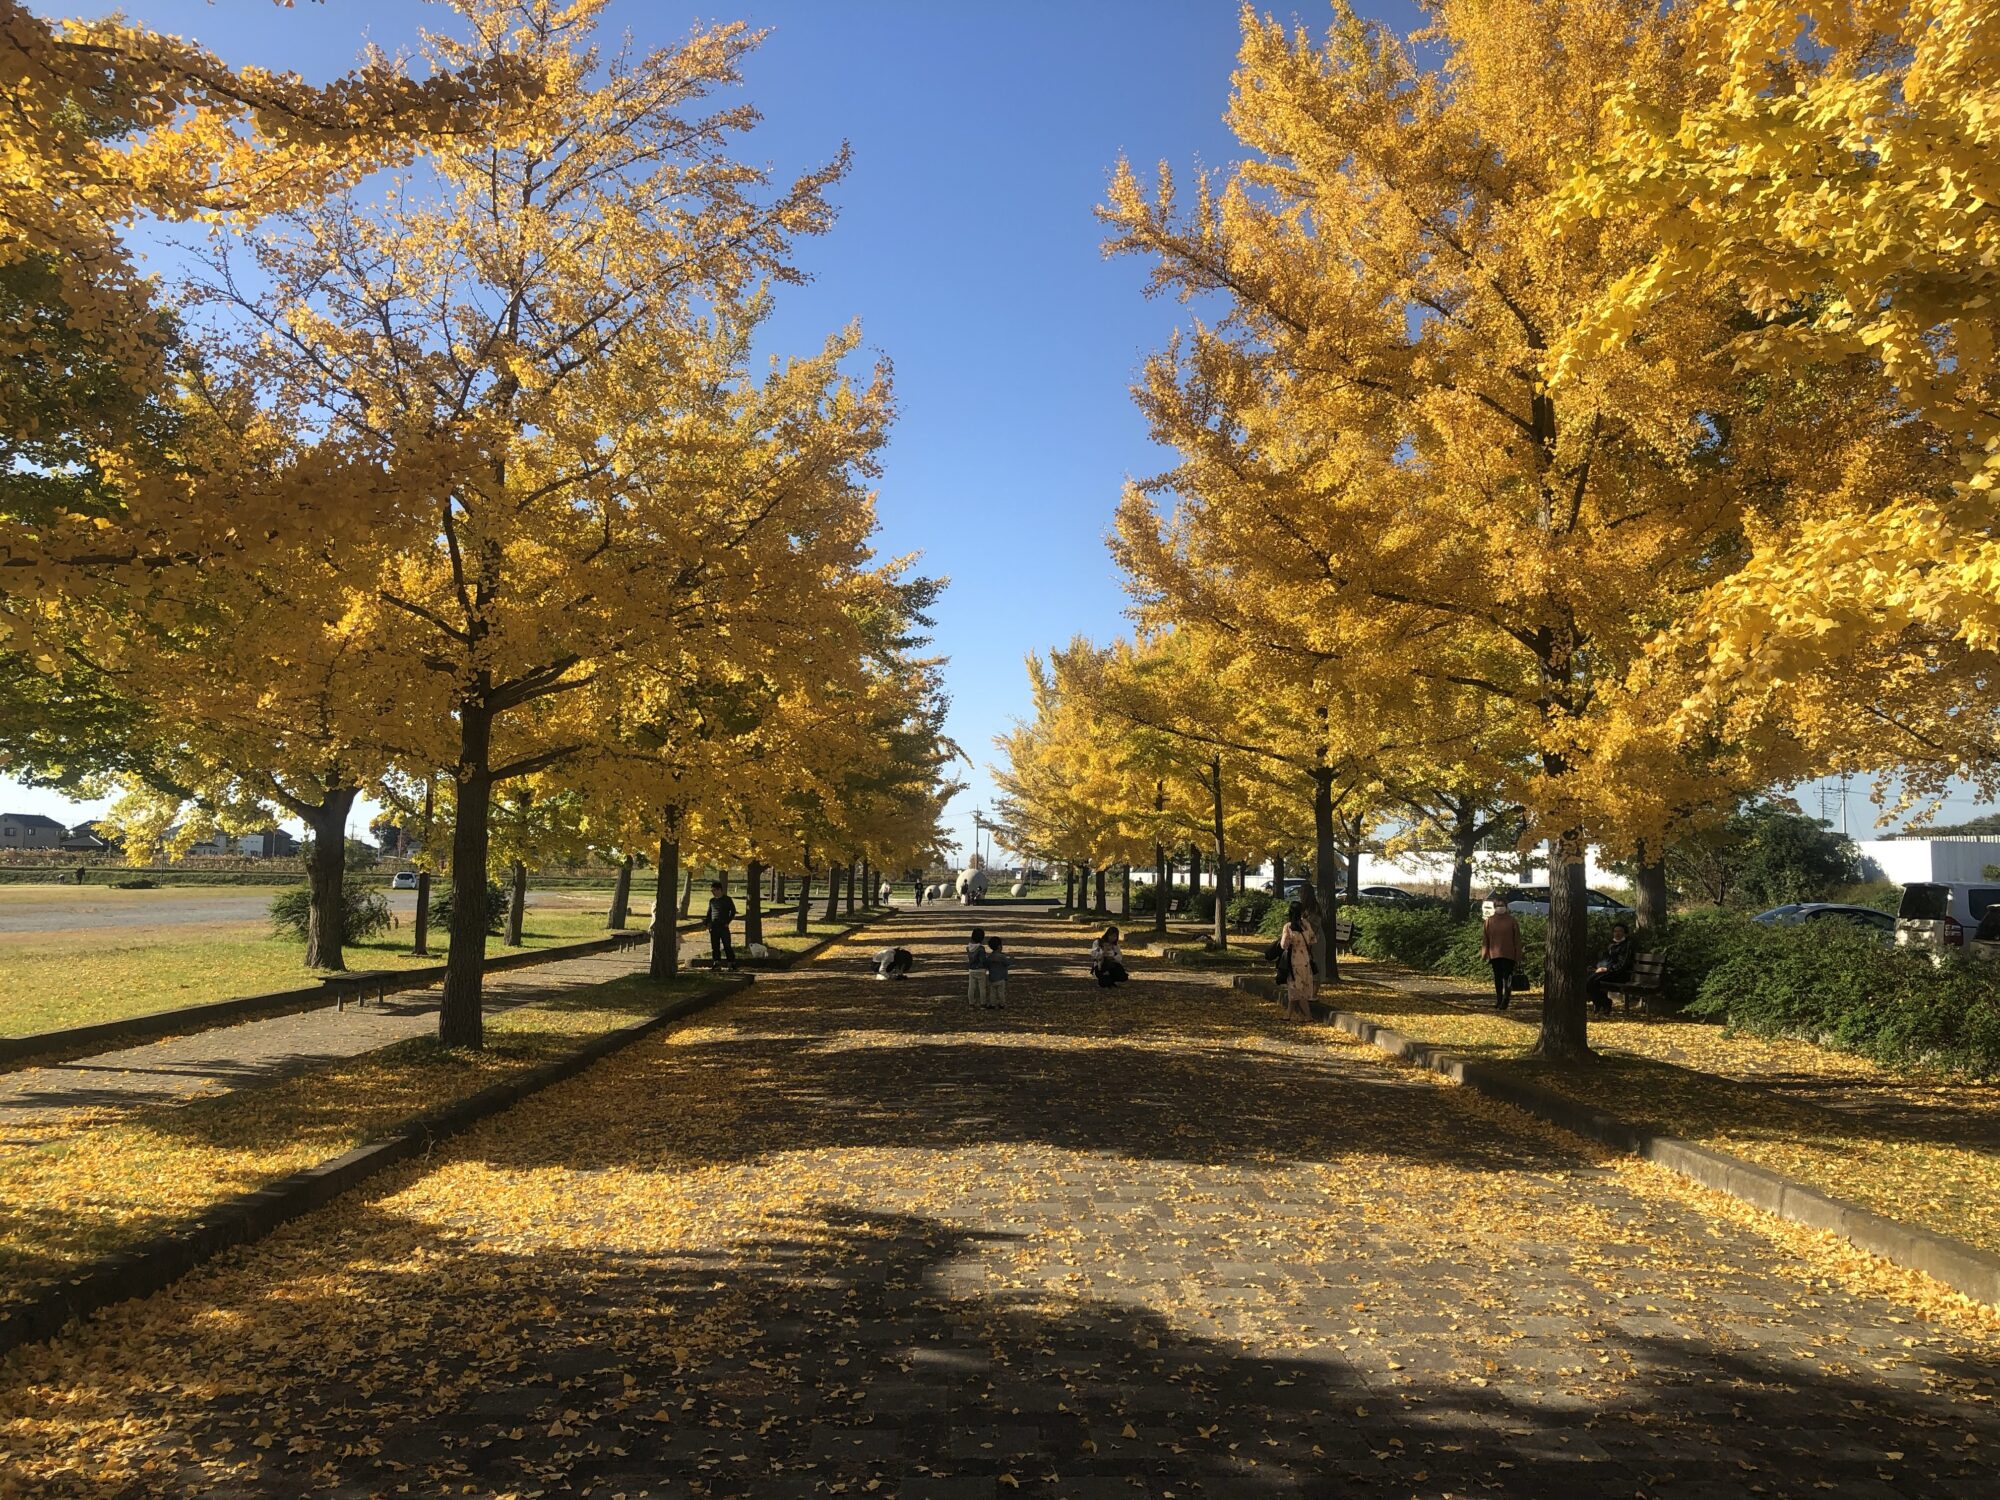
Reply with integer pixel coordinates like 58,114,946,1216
1129,883,1218,921
1341,899,2000,1076
1690,924,2000,1076
0,867,307,887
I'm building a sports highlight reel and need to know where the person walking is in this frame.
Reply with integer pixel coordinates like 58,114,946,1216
914,874,926,907
965,926,990,1006
1278,900,1316,1022
1481,897,1523,1009
1295,880,1324,952
1089,926,1128,988
704,880,738,969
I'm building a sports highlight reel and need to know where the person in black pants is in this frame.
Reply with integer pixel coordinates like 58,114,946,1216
704,880,738,968
1588,922,1635,1015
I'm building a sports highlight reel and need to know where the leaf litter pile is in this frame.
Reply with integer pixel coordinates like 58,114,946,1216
4,913,1999,1497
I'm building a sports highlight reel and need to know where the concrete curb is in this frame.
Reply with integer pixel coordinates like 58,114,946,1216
0,973,754,1357
0,922,734,1068
1232,974,2000,1308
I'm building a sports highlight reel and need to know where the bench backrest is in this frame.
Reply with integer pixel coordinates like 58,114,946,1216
1625,951,1664,984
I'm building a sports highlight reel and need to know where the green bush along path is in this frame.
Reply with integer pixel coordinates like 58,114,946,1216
5,908,1997,1497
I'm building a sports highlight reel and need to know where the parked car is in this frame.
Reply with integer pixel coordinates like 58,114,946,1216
390,870,419,890
1480,886,1635,920
1893,880,2000,954
1751,902,1895,941
1356,884,1416,904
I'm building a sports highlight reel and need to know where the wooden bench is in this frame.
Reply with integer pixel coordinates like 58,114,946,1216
327,970,398,1011
1166,898,1185,917
1603,951,1665,1014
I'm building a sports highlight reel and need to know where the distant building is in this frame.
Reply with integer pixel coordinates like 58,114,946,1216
60,823,111,852
1857,836,2000,885
0,813,67,851
181,827,298,859
236,828,299,859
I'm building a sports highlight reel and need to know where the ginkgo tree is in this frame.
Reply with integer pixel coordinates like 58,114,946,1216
1101,0,1791,1058
187,1,892,1047
1554,0,2000,817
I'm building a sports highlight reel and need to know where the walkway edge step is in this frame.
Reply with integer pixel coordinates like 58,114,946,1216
0,910,885,1357
0,929,668,1068
1231,974,2000,1308
0,974,749,1359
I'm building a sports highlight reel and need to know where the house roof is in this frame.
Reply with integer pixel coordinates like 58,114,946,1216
1,813,68,831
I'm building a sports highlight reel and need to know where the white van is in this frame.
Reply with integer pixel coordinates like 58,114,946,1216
1894,880,2000,954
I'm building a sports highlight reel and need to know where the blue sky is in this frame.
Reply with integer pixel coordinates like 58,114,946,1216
3,0,1974,850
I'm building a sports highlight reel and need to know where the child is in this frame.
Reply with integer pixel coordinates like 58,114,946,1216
983,935,1009,1008
965,927,990,1006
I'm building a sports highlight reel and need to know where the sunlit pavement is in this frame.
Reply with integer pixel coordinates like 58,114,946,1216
4,906,1997,1498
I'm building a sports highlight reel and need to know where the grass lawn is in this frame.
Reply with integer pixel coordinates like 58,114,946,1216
0,971,731,1308
0,909,622,1038
1328,964,2000,1261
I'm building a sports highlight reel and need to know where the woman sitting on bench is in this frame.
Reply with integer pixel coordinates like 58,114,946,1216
1587,922,1634,1015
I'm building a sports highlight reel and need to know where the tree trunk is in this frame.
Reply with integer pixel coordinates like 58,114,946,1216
1449,823,1477,923
413,869,432,957
1153,842,1167,933
775,872,787,905
679,866,695,918
607,854,633,930
796,863,812,935
1534,833,1592,1060
649,833,680,981
847,858,858,915
1273,854,1286,898
301,786,359,971
1120,864,1131,917
1065,863,1076,910
1344,824,1362,904
1209,756,1228,950
1634,839,1669,935
1094,866,1107,914
1313,765,1340,984
504,859,527,946
824,862,843,921
745,858,765,945
1187,845,1202,926
439,705,494,1048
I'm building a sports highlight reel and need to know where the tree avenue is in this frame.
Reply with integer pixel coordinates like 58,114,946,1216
994,0,1999,1063
1,0,956,1051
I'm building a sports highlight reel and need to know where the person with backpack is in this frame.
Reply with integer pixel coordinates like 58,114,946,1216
704,879,738,969
1481,897,1523,1009
1277,900,1316,1022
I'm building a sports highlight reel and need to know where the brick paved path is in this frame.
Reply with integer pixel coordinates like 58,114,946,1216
4,908,1997,1497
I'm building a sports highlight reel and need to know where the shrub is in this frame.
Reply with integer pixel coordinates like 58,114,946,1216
1349,905,1461,970
1129,883,1216,921
430,880,509,937
1649,908,1762,1013
1689,922,2000,1076
269,877,392,942
1228,891,1274,931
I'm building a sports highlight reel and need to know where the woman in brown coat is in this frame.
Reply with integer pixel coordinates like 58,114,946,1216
1480,898,1523,1010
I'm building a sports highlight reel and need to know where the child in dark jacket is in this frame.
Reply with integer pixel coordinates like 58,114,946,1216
983,935,1010,1007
